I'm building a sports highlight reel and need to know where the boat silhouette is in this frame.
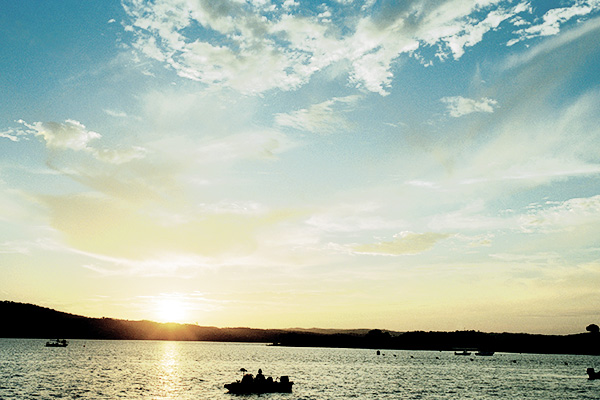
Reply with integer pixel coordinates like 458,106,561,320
225,369,293,394
45,339,68,347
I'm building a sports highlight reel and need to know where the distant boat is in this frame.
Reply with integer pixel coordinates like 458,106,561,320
225,372,293,394
475,351,494,356
587,368,600,380
45,339,68,347
454,350,471,356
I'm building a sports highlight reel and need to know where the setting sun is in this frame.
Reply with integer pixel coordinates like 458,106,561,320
155,298,187,323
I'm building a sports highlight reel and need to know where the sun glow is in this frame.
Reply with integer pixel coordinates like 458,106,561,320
155,297,187,323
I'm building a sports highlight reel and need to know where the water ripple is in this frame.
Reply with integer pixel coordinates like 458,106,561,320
0,339,598,399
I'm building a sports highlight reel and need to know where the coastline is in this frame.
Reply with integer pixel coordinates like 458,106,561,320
2,301,599,356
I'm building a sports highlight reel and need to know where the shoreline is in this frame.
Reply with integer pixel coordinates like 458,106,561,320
3,301,599,356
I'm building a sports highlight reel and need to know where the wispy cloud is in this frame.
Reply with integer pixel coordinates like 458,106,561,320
103,109,128,118
520,195,600,233
354,231,451,255
80,251,214,278
194,129,296,162
275,95,361,134
0,128,26,142
429,200,514,232
441,96,498,117
20,119,101,151
0,240,30,254
18,119,147,165
306,202,405,233
469,91,600,187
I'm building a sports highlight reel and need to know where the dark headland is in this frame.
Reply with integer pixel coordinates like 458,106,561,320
1,301,599,355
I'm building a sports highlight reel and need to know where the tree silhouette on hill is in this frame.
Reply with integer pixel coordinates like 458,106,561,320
586,324,599,334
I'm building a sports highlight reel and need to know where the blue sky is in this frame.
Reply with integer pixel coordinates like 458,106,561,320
1,0,600,334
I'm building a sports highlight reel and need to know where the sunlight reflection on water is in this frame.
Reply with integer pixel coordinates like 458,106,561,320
154,341,182,399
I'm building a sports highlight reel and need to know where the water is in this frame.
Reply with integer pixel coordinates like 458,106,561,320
1,339,599,399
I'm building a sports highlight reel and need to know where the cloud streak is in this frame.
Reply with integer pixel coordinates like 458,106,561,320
39,192,299,262
275,95,361,134
354,231,451,255
0,128,25,142
520,195,600,233
441,96,498,117
18,119,147,165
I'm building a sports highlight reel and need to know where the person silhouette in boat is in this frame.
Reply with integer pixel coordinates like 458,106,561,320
241,373,253,384
255,369,265,383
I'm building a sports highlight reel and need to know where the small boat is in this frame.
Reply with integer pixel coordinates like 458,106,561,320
587,368,600,380
45,339,68,347
454,350,471,356
475,351,494,356
225,370,293,394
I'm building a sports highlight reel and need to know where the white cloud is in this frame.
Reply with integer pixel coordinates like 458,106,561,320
0,128,25,142
123,0,314,94
520,195,600,233
441,7,516,59
441,96,498,117
20,119,101,151
348,47,397,95
508,1,600,46
275,95,360,134
120,0,554,95
18,119,147,164
503,15,600,69
282,0,299,10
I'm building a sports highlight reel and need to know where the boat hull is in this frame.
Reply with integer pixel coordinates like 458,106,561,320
224,381,293,394
587,368,600,380
45,340,68,347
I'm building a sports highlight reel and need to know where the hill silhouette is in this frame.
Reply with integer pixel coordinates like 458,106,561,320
2,301,599,355
1,301,287,342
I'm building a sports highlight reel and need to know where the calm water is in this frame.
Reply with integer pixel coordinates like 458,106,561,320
1,339,599,399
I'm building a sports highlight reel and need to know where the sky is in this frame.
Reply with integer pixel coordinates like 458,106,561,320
1,0,600,335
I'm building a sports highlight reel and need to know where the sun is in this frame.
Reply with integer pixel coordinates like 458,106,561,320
155,297,187,323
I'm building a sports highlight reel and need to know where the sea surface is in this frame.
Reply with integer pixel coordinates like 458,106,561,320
1,339,599,399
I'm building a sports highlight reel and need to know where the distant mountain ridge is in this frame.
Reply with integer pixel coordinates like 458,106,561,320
0,301,392,341
0,300,287,342
2,301,599,355
287,327,393,335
